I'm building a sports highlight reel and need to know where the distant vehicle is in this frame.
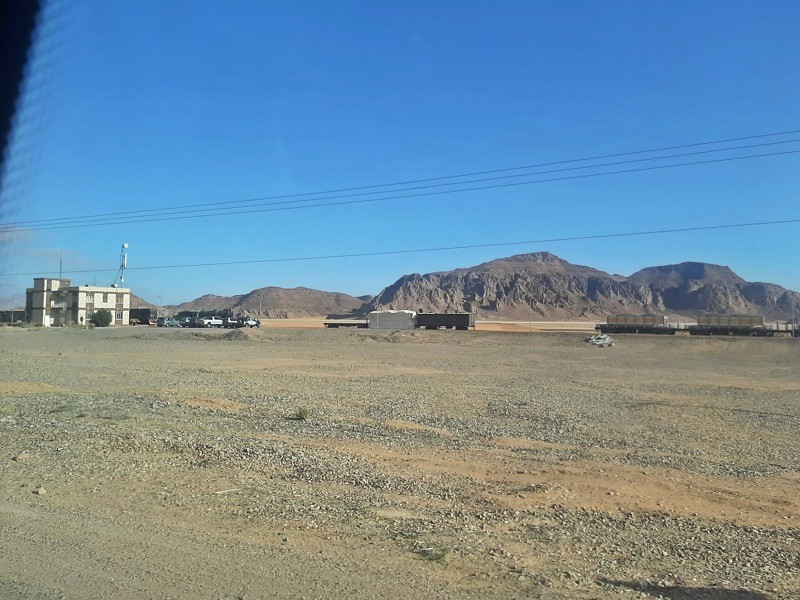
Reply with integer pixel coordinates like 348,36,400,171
130,308,157,326
222,317,240,328
157,317,180,327
184,317,199,327
586,333,615,347
198,316,223,328
240,317,260,328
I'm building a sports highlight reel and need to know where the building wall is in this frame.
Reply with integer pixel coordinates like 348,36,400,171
27,278,72,326
26,278,131,326
75,286,131,326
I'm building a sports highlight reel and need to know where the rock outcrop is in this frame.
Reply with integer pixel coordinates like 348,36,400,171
361,253,799,321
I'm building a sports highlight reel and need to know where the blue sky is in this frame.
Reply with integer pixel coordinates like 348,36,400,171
1,0,798,305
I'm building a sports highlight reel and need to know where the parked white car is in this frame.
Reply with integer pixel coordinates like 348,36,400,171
198,316,223,328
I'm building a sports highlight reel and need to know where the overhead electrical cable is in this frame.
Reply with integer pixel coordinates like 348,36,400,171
5,137,800,228
3,148,799,232
3,217,798,277
2,130,799,228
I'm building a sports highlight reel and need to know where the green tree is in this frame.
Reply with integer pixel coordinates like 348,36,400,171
89,309,113,327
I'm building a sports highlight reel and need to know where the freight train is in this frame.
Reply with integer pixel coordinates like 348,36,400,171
416,312,475,330
324,311,475,330
597,314,797,337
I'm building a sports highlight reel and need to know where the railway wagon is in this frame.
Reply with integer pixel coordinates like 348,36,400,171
597,314,674,334
416,312,475,330
597,313,794,337
689,314,771,336
323,319,368,328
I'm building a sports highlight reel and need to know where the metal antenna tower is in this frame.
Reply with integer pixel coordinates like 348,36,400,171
113,243,128,286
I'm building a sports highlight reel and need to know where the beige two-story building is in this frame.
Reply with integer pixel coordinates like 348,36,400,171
25,278,131,326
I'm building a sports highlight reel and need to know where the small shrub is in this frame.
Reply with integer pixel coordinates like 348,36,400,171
412,541,450,563
89,309,113,327
293,406,311,421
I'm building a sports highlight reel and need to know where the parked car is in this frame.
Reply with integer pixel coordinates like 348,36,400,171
198,316,223,328
240,317,260,328
157,317,180,327
183,317,198,328
222,317,240,328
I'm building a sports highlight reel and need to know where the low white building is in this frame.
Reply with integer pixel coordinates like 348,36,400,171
25,278,131,327
367,310,417,330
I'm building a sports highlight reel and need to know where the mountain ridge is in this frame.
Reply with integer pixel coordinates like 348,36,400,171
360,253,799,321
165,286,364,319
98,253,799,322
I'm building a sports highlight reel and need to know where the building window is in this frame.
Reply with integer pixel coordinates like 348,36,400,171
86,293,94,303
115,311,123,320
103,293,109,303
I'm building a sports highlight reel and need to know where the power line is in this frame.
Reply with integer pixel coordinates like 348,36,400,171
9,137,800,227
2,129,799,228
4,148,800,232
4,217,798,277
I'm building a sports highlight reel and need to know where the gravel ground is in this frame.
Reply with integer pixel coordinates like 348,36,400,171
0,325,798,599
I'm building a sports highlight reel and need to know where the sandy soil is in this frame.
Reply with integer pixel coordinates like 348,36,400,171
0,326,797,599
259,318,326,329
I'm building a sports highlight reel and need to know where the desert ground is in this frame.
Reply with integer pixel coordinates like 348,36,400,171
0,325,797,599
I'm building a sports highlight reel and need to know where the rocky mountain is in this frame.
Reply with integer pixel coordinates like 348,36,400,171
629,262,797,320
361,253,799,321
129,294,162,310
167,294,242,313
166,286,364,319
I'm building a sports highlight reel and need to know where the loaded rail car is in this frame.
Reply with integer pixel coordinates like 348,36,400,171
689,315,773,336
323,319,368,328
597,314,675,335
416,312,475,330
597,313,796,337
